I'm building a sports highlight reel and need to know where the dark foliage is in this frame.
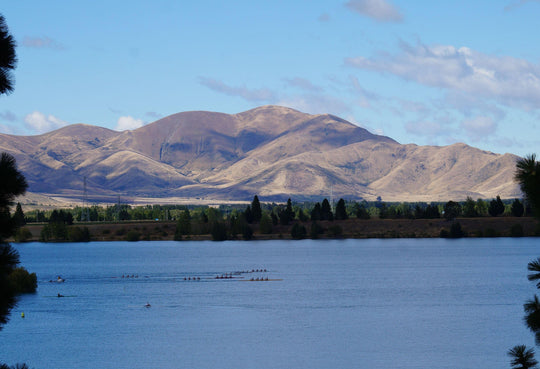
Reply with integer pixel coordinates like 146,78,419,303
68,226,91,242
310,202,321,221
508,345,538,369
334,198,348,220
12,203,25,227
443,201,461,220
488,195,505,217
512,199,525,217
321,199,333,221
0,14,17,95
251,195,262,222
291,223,306,239
515,154,540,218
310,221,324,239
211,222,228,241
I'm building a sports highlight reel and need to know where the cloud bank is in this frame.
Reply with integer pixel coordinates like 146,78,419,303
22,36,65,50
345,41,540,110
199,77,276,102
24,111,69,133
115,116,145,131
345,0,403,22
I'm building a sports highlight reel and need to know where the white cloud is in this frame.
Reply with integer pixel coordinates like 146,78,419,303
115,116,145,131
345,0,403,23
460,116,497,140
199,77,276,102
22,36,65,50
24,111,69,133
345,40,540,110
283,77,323,92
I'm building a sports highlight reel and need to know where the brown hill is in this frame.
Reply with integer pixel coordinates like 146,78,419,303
0,105,521,203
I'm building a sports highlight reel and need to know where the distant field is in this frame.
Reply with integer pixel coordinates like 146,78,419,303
14,217,539,242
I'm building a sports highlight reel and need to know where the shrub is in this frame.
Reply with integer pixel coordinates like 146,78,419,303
483,228,499,237
211,222,228,241
115,228,126,236
259,213,273,234
242,225,253,240
68,226,91,242
440,222,466,238
327,225,343,238
14,227,32,242
310,221,324,239
291,223,307,239
449,222,466,238
510,224,524,237
126,230,140,242
8,267,37,294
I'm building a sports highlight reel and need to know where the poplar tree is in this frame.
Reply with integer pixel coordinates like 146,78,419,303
251,195,262,222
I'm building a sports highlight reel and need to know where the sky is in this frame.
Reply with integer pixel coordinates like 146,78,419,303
1,0,540,156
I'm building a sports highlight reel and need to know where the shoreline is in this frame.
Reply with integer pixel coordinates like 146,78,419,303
11,217,539,242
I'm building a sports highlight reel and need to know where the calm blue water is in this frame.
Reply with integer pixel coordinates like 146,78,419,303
1,238,540,369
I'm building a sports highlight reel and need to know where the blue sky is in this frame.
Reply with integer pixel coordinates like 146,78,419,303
1,0,539,156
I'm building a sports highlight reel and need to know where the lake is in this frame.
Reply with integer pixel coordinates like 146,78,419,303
1,238,539,369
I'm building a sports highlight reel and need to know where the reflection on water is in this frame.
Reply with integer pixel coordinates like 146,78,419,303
1,238,538,369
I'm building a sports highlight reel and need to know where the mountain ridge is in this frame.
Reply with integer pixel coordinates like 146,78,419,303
0,105,521,203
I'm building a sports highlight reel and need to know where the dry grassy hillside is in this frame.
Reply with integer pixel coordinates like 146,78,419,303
0,105,521,203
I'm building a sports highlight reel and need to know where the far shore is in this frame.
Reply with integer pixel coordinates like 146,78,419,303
11,217,539,242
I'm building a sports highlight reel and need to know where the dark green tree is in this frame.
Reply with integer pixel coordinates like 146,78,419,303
476,198,488,216
259,213,273,234
488,195,505,217
291,223,307,239
175,209,191,239
524,295,540,345
251,195,262,222
244,205,253,224
321,198,333,221
0,154,31,330
211,222,228,241
515,154,540,218
67,226,91,242
12,203,25,227
310,221,324,239
443,201,461,220
462,197,478,217
284,198,295,223
334,198,348,220
270,211,278,225
311,202,322,221
241,224,253,240
425,204,441,219
512,199,525,217
0,154,27,240
508,345,538,369
527,258,540,289
0,19,35,357
378,203,388,219
354,202,370,219
0,14,17,95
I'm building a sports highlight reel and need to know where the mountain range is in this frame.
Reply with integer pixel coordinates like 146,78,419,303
0,105,521,204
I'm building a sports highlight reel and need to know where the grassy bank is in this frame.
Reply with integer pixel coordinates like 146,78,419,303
12,216,539,242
